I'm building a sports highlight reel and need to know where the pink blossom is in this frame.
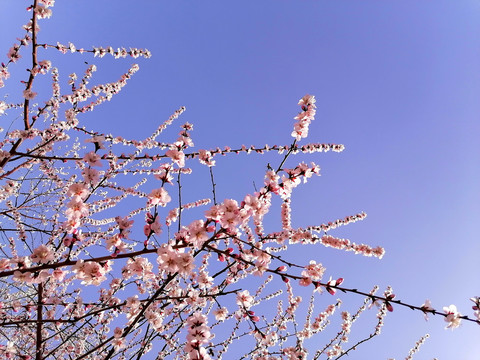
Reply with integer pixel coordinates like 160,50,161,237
83,151,102,167
52,268,66,282
67,183,89,200
443,304,462,329
236,290,254,309
421,299,434,320
85,135,106,150
30,244,54,263
35,5,52,19
82,167,100,184
7,46,21,62
106,234,122,251
116,215,134,238
123,257,154,279
154,164,174,184
0,66,10,80
148,187,171,207
165,208,179,225
112,338,125,351
213,307,228,321
13,270,34,283
157,246,180,274
0,259,10,271
72,259,111,285
23,89,37,100
198,149,215,166
0,101,7,115
292,94,316,141
187,220,209,248
166,149,185,168
65,198,89,220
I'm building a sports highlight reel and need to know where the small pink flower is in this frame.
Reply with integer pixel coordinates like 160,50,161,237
82,167,100,184
443,304,462,329
166,149,185,168
30,244,54,263
7,46,21,62
23,89,37,100
52,268,66,281
35,5,52,19
148,188,171,207
236,290,254,309
213,307,228,321
65,197,89,220
421,299,434,320
83,151,102,167
67,183,89,200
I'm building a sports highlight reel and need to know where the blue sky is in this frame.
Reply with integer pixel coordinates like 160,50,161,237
1,1,479,358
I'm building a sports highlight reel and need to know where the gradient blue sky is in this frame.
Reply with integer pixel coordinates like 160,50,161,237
1,1,479,359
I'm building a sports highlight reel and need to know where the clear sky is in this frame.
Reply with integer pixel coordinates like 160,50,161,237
1,1,479,359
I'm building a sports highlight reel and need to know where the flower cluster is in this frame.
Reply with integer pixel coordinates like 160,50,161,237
300,260,326,287
320,235,385,259
157,245,195,276
1,1,478,357
72,259,111,285
64,183,90,232
292,94,316,140
186,313,212,360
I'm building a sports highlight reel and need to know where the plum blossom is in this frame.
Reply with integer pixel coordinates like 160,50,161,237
157,245,194,276
165,208,179,225
30,244,54,263
443,305,462,329
7,45,21,62
0,259,10,271
292,94,316,141
116,215,134,238
82,167,100,184
72,259,111,285
23,89,37,100
421,299,434,320
198,149,215,166
470,297,480,322
0,101,7,115
186,220,209,248
325,277,344,295
185,312,212,360
13,270,34,283
148,187,171,207
213,307,228,321
65,197,89,220
166,149,185,168
154,163,174,184
236,290,254,309
123,257,154,280
144,213,162,236
52,268,67,282
35,5,53,19
83,151,102,167
67,183,89,200
302,260,326,281
85,135,106,151
106,234,123,251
